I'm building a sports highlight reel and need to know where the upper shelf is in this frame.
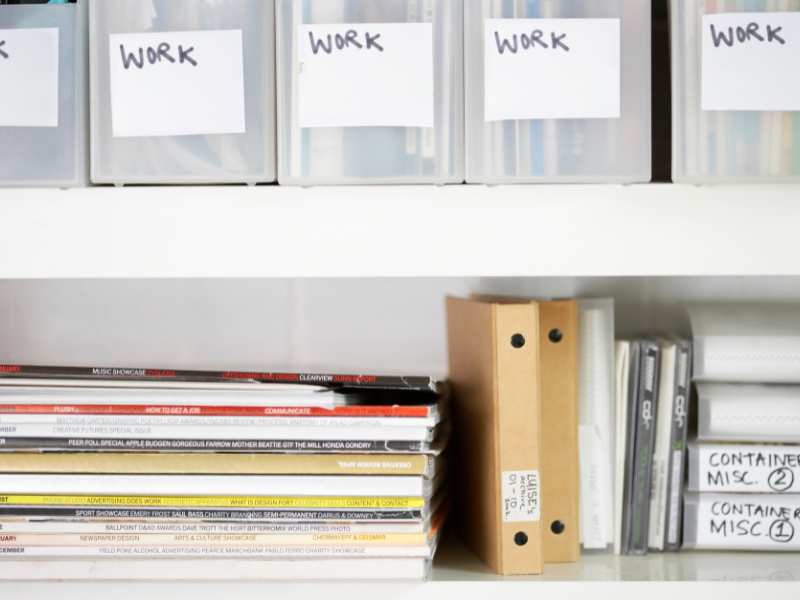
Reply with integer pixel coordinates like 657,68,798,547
1,184,799,279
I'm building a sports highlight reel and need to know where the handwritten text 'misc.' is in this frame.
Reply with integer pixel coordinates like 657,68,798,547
709,22,786,48
492,29,570,54
120,42,198,70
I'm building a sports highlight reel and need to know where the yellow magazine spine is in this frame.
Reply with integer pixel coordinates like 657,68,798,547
0,453,432,476
0,495,425,509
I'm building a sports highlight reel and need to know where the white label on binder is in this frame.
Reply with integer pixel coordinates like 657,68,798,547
109,30,246,138
703,13,800,111
501,470,541,523
484,18,621,121
297,23,434,128
0,28,59,127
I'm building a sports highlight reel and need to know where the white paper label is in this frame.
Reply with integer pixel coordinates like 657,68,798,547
484,18,621,122
501,470,540,523
109,30,246,138
702,12,800,111
695,495,800,549
696,445,800,493
0,28,59,127
297,23,434,128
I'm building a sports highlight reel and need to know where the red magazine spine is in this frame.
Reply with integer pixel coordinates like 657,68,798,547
0,404,433,418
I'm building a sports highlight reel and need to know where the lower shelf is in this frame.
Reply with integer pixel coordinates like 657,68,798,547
0,534,798,598
434,533,800,582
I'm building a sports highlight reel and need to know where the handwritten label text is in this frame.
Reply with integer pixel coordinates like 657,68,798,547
109,29,245,138
702,12,800,111
484,18,620,121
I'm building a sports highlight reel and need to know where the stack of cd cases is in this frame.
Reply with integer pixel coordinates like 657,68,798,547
614,338,693,555
0,364,448,580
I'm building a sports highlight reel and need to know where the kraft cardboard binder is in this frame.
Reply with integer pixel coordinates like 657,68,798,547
468,296,581,564
537,300,580,563
446,296,544,576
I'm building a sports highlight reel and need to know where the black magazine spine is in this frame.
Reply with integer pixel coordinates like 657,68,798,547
0,438,429,453
629,341,661,555
0,364,437,393
664,341,693,551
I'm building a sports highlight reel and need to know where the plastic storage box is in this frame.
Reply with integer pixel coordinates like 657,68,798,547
276,0,464,185
671,1,800,183
465,1,651,183
89,0,275,185
0,1,87,187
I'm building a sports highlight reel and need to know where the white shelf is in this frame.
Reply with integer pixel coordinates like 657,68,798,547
0,536,799,598
1,184,799,279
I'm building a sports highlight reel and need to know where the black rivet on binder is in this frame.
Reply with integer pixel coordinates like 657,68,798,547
548,329,563,343
511,334,526,348
514,531,528,546
551,520,565,535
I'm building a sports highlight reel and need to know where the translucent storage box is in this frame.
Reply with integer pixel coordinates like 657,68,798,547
90,0,275,185
671,1,800,183
0,1,87,187
276,0,464,185
465,1,651,183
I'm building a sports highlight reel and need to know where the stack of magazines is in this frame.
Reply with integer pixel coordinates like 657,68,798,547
0,364,448,580
684,304,800,552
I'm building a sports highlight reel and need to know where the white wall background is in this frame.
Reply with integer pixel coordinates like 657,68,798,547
1,277,798,374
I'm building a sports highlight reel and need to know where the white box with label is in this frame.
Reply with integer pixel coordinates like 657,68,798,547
465,1,651,184
276,0,464,185
671,0,800,183
89,0,275,185
0,1,87,187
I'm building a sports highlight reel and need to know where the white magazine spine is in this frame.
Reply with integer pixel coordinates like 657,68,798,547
0,423,433,442
0,473,431,497
0,520,428,535
0,414,437,429
0,557,429,581
0,545,434,558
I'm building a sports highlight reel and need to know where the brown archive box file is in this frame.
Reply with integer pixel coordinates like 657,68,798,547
446,297,544,576
538,300,580,563
470,296,581,564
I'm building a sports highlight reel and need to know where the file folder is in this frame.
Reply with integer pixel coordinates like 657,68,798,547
538,300,581,563
470,295,582,563
446,296,544,575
